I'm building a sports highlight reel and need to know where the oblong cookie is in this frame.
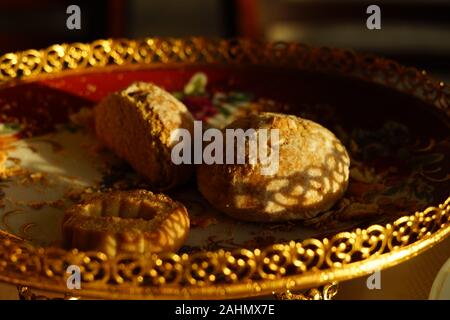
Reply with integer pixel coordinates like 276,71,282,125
95,82,194,189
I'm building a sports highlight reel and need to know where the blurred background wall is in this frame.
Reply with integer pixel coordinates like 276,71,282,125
0,0,449,78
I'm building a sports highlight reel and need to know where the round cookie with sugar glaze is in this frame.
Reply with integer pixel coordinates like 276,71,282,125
196,112,350,222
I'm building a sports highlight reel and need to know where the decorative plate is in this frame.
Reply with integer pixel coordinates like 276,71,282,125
0,38,448,299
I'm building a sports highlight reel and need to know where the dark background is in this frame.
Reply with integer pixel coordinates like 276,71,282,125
1,0,449,80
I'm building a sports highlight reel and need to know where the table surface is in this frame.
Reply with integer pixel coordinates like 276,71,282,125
0,236,448,300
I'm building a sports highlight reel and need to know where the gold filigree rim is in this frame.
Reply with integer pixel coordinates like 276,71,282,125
0,38,449,299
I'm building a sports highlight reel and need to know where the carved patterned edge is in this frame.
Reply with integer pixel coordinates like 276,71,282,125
17,286,79,300
0,38,448,299
16,283,337,300
1,198,448,299
0,38,449,117
273,282,339,300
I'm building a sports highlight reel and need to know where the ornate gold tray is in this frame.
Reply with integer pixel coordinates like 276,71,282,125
0,38,448,299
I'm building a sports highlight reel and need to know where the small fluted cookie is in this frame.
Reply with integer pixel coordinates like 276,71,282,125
196,112,350,222
62,190,190,256
95,82,194,189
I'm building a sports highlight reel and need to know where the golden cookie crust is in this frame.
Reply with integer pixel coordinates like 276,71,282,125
196,112,350,222
62,190,190,256
95,82,194,189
